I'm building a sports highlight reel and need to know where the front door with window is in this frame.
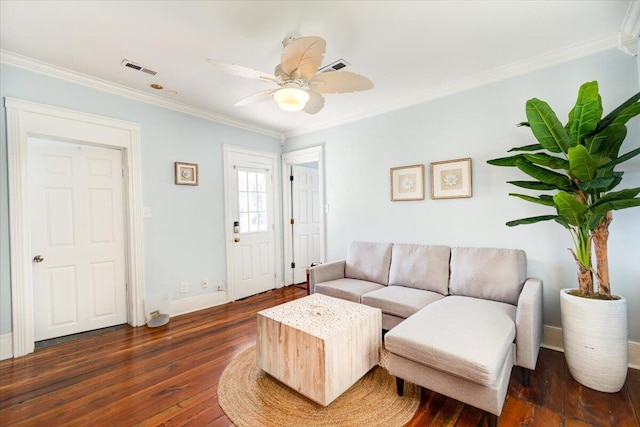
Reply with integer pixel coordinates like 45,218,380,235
224,148,277,300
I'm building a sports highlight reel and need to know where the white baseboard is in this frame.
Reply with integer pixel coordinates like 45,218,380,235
170,291,228,318
1,333,13,360
542,325,640,369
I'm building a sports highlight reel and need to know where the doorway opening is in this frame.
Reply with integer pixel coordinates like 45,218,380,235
282,146,326,287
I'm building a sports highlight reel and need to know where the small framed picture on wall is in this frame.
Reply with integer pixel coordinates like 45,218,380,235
175,162,199,186
430,158,472,199
390,164,425,201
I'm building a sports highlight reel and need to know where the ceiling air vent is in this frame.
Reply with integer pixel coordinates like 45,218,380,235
319,58,351,73
121,59,157,76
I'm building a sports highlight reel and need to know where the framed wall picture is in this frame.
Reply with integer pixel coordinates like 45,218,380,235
390,164,425,201
175,161,199,186
430,158,472,199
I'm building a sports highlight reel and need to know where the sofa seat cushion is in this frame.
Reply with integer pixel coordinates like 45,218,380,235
315,278,385,303
361,286,444,319
385,296,516,386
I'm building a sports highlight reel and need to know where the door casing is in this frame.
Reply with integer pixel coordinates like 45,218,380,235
5,98,145,357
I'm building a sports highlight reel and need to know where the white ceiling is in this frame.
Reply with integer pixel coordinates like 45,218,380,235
0,1,634,138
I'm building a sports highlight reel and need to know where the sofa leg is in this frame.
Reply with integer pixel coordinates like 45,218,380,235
486,413,498,427
395,377,404,396
522,368,531,387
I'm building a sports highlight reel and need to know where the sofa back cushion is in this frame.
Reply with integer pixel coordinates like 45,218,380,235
449,247,526,305
345,241,393,285
388,244,450,295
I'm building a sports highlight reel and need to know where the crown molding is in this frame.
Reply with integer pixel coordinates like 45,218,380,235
284,33,619,138
619,0,640,55
0,50,281,139
0,30,621,142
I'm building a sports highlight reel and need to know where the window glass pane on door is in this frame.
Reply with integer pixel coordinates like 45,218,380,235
237,169,268,234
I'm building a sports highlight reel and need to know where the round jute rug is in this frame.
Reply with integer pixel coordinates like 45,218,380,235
218,345,420,427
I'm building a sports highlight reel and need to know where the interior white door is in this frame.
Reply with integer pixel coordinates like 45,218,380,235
291,165,321,284
29,139,127,341
231,165,276,299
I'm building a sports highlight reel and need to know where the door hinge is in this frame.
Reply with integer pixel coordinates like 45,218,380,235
291,262,296,269
289,175,294,181
290,218,295,225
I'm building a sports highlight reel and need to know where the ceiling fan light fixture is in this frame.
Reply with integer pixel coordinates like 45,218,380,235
274,87,309,112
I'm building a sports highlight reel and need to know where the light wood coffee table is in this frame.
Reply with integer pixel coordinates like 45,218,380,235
256,293,382,406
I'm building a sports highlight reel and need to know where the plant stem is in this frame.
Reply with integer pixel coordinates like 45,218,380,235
593,211,612,298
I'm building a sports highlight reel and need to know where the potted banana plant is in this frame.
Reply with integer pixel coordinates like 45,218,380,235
487,81,640,392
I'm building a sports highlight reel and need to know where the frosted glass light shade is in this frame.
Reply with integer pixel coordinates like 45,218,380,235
274,87,310,112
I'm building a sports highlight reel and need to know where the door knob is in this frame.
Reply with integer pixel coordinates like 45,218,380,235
33,255,44,263
234,237,241,243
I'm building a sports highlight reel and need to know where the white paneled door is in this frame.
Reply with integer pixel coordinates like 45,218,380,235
29,139,127,341
291,165,321,284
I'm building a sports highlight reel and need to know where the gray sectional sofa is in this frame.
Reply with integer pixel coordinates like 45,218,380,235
308,241,543,426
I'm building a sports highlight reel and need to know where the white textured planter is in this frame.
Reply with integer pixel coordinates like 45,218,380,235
560,288,628,392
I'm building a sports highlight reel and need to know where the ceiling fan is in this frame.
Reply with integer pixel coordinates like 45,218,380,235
206,35,374,114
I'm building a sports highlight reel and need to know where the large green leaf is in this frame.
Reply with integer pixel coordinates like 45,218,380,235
486,154,526,167
507,181,561,190
524,153,570,170
590,198,640,215
569,99,602,146
594,91,640,133
587,213,605,230
610,101,640,127
594,187,640,204
587,124,626,162
508,193,555,206
553,191,587,226
526,98,571,154
514,159,572,190
577,176,616,192
506,215,558,227
599,147,640,170
567,82,599,127
508,143,543,152
568,145,599,182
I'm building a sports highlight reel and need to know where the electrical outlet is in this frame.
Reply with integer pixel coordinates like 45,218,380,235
180,282,188,294
218,282,225,291
201,278,208,288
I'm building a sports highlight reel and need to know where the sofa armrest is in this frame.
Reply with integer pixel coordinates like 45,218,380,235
308,260,346,293
515,278,543,370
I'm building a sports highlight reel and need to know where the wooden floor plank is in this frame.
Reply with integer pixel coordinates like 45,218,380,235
0,286,638,427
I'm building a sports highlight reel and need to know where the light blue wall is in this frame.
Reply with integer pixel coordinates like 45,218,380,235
285,49,640,341
0,64,281,335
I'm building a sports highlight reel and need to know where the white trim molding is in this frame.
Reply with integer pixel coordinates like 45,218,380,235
542,325,640,370
5,98,145,357
0,333,13,360
620,0,640,55
170,291,228,317
0,50,281,139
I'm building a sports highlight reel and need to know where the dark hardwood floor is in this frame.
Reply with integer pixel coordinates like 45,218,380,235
1,287,638,426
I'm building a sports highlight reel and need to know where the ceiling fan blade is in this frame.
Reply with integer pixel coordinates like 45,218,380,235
308,71,374,94
205,58,276,82
280,36,326,80
234,89,276,107
304,91,325,115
